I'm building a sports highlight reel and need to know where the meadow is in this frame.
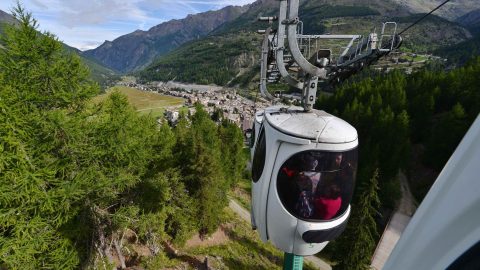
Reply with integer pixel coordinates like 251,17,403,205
94,86,185,118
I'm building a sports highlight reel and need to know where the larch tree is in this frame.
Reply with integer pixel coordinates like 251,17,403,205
0,5,170,269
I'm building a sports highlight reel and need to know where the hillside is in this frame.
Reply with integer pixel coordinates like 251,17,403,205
138,32,261,86
390,0,480,21
457,9,480,35
62,44,120,88
435,33,480,66
0,9,15,25
83,5,248,73
0,9,16,37
138,0,472,88
0,9,119,88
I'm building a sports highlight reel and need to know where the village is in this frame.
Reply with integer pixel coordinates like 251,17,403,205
117,80,273,135
114,51,440,136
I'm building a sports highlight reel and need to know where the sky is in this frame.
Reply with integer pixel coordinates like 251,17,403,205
0,0,256,51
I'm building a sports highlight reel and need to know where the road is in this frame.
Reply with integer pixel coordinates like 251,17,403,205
228,200,332,270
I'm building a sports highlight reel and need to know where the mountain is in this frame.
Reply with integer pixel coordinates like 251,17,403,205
138,0,472,87
456,9,480,35
0,9,16,25
0,9,16,37
83,5,249,74
62,44,120,88
390,0,480,21
0,9,118,88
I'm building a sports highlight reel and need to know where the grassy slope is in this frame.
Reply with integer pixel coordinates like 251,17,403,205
93,86,184,118
182,209,317,270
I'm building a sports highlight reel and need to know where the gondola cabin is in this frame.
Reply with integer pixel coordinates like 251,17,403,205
251,105,358,255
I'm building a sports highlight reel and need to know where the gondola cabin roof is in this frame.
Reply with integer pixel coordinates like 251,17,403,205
264,105,357,143
255,110,265,124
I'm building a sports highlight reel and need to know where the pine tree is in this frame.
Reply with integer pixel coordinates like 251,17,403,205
333,169,381,270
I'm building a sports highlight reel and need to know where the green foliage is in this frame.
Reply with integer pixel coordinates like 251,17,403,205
228,65,259,88
219,120,247,188
174,105,229,236
318,71,410,208
406,57,480,171
0,5,101,268
332,169,380,270
0,6,247,268
435,33,480,68
138,33,259,86
0,5,97,110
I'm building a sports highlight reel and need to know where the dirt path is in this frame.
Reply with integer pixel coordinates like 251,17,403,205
398,171,417,216
185,226,230,248
371,171,417,269
229,199,332,270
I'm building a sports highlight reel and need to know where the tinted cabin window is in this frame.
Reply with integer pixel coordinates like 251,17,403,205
249,122,256,148
251,127,266,183
277,149,358,221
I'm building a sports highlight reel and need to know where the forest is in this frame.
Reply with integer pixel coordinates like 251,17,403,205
318,57,479,269
0,7,246,269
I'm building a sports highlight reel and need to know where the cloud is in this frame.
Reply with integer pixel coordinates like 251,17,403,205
0,0,256,50
30,0,48,9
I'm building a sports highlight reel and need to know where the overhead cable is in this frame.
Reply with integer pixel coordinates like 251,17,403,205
398,0,453,35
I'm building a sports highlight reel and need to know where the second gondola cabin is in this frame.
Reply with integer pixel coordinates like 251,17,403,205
251,105,358,255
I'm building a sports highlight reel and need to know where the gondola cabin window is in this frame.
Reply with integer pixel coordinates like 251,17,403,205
249,122,256,148
277,149,358,221
251,126,266,183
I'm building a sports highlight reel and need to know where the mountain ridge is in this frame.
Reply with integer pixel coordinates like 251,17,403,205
83,5,249,73
87,0,478,76
138,0,472,87
456,9,480,35
390,0,479,21
0,9,16,24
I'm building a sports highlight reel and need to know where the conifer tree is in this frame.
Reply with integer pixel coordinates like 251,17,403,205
190,105,228,236
333,169,381,270
0,6,168,268
0,3,97,110
174,105,228,236
218,119,246,187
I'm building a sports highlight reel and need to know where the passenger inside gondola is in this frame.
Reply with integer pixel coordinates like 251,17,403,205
314,183,342,220
277,149,357,221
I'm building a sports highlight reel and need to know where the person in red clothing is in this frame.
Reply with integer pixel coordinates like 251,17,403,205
314,184,342,220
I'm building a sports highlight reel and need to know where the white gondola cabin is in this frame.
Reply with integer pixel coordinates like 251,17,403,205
251,105,358,256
